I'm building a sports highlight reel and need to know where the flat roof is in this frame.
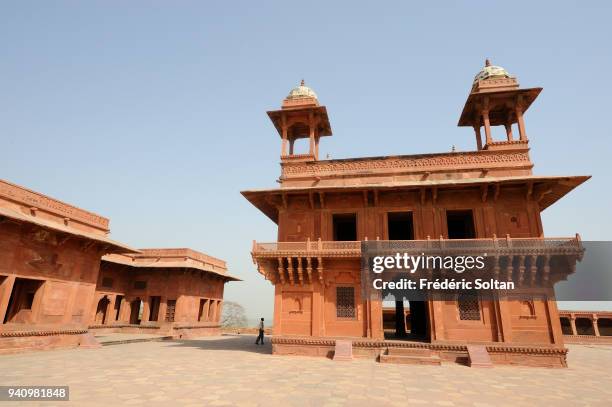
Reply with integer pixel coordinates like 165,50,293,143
242,175,590,223
0,205,138,253
102,250,241,281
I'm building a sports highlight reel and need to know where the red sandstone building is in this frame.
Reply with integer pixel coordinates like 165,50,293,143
91,249,238,338
244,61,590,367
0,179,236,353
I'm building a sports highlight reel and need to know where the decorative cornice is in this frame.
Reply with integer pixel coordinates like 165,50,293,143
0,329,88,338
0,179,109,231
281,150,531,179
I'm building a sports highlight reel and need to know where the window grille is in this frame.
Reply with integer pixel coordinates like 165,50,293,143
336,287,355,318
458,294,481,320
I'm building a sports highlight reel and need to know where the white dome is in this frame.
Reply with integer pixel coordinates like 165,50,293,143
287,80,318,100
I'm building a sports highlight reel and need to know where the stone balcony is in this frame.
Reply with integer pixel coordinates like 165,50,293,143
251,236,583,286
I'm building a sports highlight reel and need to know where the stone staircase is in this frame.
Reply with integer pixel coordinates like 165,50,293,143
379,347,442,366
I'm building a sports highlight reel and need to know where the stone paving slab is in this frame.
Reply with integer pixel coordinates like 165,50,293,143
0,335,610,406
93,333,172,345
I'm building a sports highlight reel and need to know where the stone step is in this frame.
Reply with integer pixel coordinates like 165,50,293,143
387,347,432,357
379,353,442,366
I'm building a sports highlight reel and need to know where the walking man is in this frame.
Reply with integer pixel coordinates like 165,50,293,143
255,317,265,345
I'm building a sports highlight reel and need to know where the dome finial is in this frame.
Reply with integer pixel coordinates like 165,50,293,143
300,79,305,86
485,59,491,67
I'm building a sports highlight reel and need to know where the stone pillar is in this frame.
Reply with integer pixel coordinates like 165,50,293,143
105,295,114,325
593,315,600,336
273,284,283,336
289,139,295,155
570,315,577,336
141,299,150,324
308,112,315,156
482,110,492,146
515,107,527,141
505,122,514,141
0,275,16,323
473,125,483,150
315,136,320,159
281,117,288,156
203,299,210,322
216,300,223,323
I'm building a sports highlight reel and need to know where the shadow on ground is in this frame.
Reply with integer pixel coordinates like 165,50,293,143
167,334,273,355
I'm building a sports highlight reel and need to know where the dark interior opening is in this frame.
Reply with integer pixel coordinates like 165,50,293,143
129,298,142,325
599,318,612,336
383,299,429,342
387,212,414,240
149,296,161,321
576,317,595,335
95,296,110,324
560,317,573,335
333,213,357,241
408,300,429,340
114,295,123,321
446,210,476,239
3,277,42,324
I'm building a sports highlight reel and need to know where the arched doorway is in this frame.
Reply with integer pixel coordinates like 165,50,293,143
598,318,612,336
95,296,110,325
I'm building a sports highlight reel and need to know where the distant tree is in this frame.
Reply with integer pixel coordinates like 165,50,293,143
221,301,248,328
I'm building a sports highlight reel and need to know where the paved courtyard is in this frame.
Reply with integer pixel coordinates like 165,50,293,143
1,335,611,406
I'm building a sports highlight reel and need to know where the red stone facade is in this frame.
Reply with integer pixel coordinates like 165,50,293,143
0,179,236,353
90,250,238,338
559,310,612,344
244,64,590,367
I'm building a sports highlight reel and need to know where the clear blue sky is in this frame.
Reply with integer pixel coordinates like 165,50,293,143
2,1,611,321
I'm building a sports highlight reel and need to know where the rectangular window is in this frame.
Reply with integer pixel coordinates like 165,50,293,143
333,213,357,241
336,287,356,318
387,212,414,240
446,210,475,239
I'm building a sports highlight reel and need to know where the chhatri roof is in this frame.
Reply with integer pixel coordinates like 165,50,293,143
286,79,318,100
473,59,513,84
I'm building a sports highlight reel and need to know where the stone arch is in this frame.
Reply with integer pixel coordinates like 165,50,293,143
95,296,110,325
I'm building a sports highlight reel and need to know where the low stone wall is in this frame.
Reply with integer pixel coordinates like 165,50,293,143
563,334,612,345
271,336,568,368
89,323,221,339
0,329,88,355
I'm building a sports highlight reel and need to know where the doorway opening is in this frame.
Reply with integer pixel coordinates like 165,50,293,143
387,212,414,240
149,296,161,322
95,296,110,324
3,277,42,324
446,210,475,239
129,298,143,325
114,295,123,321
333,213,357,241
383,298,430,342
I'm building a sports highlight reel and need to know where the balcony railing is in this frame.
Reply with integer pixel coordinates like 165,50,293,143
251,235,582,259
252,239,361,258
